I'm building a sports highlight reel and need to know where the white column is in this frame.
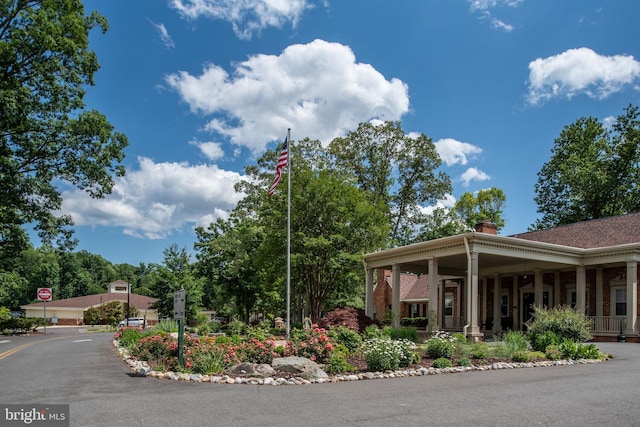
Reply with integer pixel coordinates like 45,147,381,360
512,275,519,330
365,268,374,318
626,261,638,335
576,265,586,312
392,264,401,328
481,279,487,330
534,269,543,307
596,267,603,317
554,272,560,308
428,258,439,330
493,274,502,333
469,251,481,339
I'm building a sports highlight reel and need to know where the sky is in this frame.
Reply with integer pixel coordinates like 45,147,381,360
60,0,640,265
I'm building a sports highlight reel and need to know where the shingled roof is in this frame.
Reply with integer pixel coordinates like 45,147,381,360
510,212,640,249
21,292,157,310
383,273,429,300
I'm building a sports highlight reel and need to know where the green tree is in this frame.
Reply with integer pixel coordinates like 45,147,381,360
415,207,468,241
213,138,389,323
453,187,506,231
0,0,128,258
329,121,452,246
533,104,640,229
150,245,203,324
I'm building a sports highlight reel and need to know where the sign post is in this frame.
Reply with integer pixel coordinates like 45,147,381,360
173,289,186,367
37,288,52,334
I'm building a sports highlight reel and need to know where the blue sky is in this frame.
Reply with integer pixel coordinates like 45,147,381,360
62,0,640,265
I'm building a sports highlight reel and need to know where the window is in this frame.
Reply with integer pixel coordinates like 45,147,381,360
500,294,509,317
444,294,454,316
615,288,627,316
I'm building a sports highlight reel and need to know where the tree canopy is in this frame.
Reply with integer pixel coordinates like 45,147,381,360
533,104,640,230
329,121,452,246
0,0,128,258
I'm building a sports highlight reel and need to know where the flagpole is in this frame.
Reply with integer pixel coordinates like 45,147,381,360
286,128,291,339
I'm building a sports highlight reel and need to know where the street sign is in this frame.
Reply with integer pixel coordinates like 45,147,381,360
37,288,52,302
173,289,185,320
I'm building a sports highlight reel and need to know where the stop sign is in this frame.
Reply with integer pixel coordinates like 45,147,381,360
37,287,52,301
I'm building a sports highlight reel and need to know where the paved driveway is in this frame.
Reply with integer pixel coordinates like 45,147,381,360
1,328,639,426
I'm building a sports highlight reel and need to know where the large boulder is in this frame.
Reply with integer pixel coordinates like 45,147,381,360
224,363,276,377
271,357,328,379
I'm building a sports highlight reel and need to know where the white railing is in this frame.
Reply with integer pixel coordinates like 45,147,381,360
589,316,627,333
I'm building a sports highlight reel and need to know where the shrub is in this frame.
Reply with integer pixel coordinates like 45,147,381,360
425,335,454,359
527,305,592,348
558,338,579,359
576,343,602,360
318,307,373,333
432,358,452,368
388,327,420,343
225,318,246,336
286,325,335,363
511,351,530,362
533,330,561,352
153,320,179,333
545,345,563,360
400,317,429,328
117,327,143,350
457,357,472,367
528,351,546,360
452,333,467,343
503,330,530,353
363,338,414,371
328,326,363,354
363,324,383,340
238,338,279,364
325,346,357,374
471,343,488,359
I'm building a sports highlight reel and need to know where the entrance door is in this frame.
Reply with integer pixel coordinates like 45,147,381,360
522,291,550,326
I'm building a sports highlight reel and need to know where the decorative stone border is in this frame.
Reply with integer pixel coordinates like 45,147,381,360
115,339,606,385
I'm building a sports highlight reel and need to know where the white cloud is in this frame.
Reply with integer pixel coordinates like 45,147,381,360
460,167,490,187
602,115,616,129
170,0,312,40
435,138,483,166
190,139,225,160
469,0,522,32
165,39,409,153
419,194,457,216
149,20,175,49
527,47,640,105
61,157,244,239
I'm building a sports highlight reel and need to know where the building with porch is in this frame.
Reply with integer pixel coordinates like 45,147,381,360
364,214,640,341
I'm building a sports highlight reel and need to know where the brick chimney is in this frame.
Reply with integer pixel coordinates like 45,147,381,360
474,219,498,235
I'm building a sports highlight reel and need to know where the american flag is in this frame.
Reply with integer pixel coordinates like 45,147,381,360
268,136,288,196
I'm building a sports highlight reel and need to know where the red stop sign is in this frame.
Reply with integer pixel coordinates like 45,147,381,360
37,288,52,301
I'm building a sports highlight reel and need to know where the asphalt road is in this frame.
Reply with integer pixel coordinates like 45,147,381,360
1,327,640,427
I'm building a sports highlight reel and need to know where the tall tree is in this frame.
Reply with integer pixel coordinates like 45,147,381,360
329,121,452,246
150,244,203,324
533,104,640,230
0,0,128,258
453,187,506,231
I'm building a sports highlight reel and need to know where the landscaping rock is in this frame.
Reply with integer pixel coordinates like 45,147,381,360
225,363,276,377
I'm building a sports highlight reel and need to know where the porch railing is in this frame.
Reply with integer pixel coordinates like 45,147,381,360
589,316,629,333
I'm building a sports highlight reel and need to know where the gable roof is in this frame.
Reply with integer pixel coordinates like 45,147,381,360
21,292,157,310
510,212,640,249
384,273,429,301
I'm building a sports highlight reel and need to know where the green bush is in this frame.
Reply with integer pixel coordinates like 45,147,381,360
388,327,420,343
328,326,363,354
363,324,383,340
363,338,414,372
576,343,602,360
503,330,530,353
529,351,546,360
511,351,530,362
527,305,591,349
558,338,579,359
325,348,357,374
545,344,563,360
452,333,467,343
225,318,246,336
457,357,472,367
153,320,179,333
533,330,561,352
117,327,143,350
400,317,429,328
471,343,488,359
432,358,452,368
425,336,454,359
